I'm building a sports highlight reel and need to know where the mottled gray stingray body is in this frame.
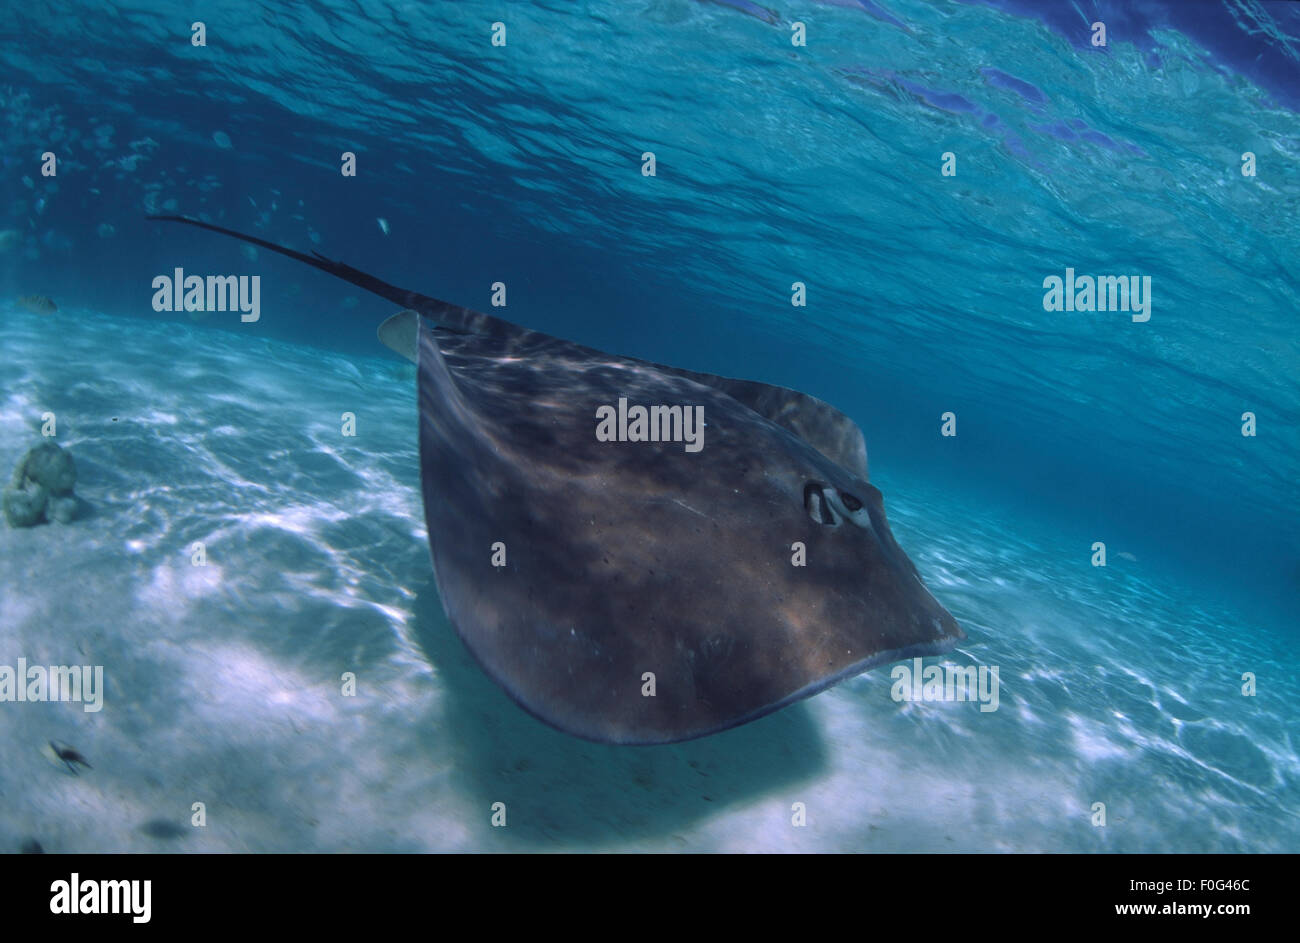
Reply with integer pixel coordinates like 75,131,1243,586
151,216,964,744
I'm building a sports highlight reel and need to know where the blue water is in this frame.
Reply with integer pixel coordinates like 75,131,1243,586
1,0,1296,851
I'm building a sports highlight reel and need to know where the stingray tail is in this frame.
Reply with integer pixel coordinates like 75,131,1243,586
147,215,504,335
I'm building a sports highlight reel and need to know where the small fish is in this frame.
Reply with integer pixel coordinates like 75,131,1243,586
20,838,44,854
17,295,56,315
49,740,92,774
377,217,390,235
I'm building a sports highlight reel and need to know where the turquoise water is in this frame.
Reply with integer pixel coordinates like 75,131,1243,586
1,0,1296,851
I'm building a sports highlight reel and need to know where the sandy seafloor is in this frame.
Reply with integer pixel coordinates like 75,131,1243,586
1,304,1296,853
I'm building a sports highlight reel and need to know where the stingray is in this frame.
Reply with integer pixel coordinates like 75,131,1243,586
149,216,964,744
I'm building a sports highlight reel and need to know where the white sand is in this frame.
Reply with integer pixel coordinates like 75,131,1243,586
1,306,1294,852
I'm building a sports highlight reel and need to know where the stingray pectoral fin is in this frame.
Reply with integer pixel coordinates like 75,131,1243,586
649,368,870,479
378,310,419,364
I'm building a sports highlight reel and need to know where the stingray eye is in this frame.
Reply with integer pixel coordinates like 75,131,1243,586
803,482,839,526
840,492,863,512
